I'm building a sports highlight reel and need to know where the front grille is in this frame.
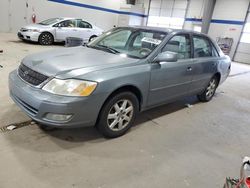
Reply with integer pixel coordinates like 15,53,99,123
18,64,49,86
20,28,28,32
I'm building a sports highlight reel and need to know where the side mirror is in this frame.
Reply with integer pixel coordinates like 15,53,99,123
153,51,178,63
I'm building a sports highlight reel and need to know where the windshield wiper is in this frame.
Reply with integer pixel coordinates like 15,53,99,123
95,45,120,54
86,45,141,59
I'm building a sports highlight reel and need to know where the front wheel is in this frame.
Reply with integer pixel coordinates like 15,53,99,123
89,35,97,42
197,76,219,102
39,32,54,45
97,92,139,138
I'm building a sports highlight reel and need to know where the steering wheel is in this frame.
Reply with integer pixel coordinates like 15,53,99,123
139,48,152,56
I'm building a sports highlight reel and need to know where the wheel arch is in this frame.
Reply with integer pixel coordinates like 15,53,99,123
214,72,221,84
89,35,98,42
96,84,143,125
104,85,143,110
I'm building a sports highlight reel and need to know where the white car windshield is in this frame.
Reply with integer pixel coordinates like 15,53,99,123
39,18,64,25
88,28,167,59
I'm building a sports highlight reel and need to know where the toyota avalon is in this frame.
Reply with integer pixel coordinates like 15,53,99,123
9,26,231,137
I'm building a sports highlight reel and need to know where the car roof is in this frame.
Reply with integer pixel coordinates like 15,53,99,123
131,25,173,33
54,17,90,21
124,25,208,37
60,17,81,20
57,17,92,23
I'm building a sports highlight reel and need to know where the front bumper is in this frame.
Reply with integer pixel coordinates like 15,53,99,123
9,70,106,128
17,31,40,42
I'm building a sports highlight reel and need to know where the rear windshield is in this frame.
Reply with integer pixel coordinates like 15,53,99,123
39,18,63,25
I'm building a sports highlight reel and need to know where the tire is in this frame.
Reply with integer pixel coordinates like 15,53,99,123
89,35,97,42
197,76,219,102
97,92,139,138
38,32,54,45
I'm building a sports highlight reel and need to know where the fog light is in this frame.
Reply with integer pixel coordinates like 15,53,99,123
45,113,72,122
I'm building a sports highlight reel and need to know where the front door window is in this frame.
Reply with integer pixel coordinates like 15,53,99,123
162,34,191,60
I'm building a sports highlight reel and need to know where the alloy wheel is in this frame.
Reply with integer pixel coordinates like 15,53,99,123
206,78,217,98
107,99,134,131
40,33,53,45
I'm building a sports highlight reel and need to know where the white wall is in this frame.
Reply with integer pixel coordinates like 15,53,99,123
208,0,249,58
118,0,149,26
0,0,148,33
234,5,250,64
183,0,205,30
0,0,11,32
147,0,188,29
1,0,249,59
234,43,250,64
184,0,249,58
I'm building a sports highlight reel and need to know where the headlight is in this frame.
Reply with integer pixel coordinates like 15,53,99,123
28,29,40,32
42,79,97,97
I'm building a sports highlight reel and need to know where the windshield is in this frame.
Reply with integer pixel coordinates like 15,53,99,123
38,18,63,25
88,28,167,59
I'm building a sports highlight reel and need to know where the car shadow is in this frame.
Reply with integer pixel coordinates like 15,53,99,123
8,39,65,46
135,96,198,126
42,126,105,143
43,96,199,142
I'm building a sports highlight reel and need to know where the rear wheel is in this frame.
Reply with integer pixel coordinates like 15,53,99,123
197,76,219,102
97,92,139,138
39,32,54,45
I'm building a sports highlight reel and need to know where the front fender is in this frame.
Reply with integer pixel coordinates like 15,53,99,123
80,62,151,110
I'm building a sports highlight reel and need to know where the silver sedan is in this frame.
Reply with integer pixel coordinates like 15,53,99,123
17,17,103,45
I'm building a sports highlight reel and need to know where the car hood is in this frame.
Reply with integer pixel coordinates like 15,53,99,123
21,24,50,30
22,46,139,78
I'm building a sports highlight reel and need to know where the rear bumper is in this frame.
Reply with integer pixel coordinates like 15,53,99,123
17,31,40,42
9,70,106,128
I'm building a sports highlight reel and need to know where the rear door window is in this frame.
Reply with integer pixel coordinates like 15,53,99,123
77,20,92,29
193,36,213,58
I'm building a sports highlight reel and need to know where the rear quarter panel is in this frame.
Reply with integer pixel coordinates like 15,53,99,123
210,37,231,84
217,55,231,84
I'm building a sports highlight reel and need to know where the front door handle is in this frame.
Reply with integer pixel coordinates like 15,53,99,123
187,67,192,71
159,61,167,65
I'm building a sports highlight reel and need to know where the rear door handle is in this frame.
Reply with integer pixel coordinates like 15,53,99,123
187,67,192,71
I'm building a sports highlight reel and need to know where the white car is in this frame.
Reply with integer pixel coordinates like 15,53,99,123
17,18,103,45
